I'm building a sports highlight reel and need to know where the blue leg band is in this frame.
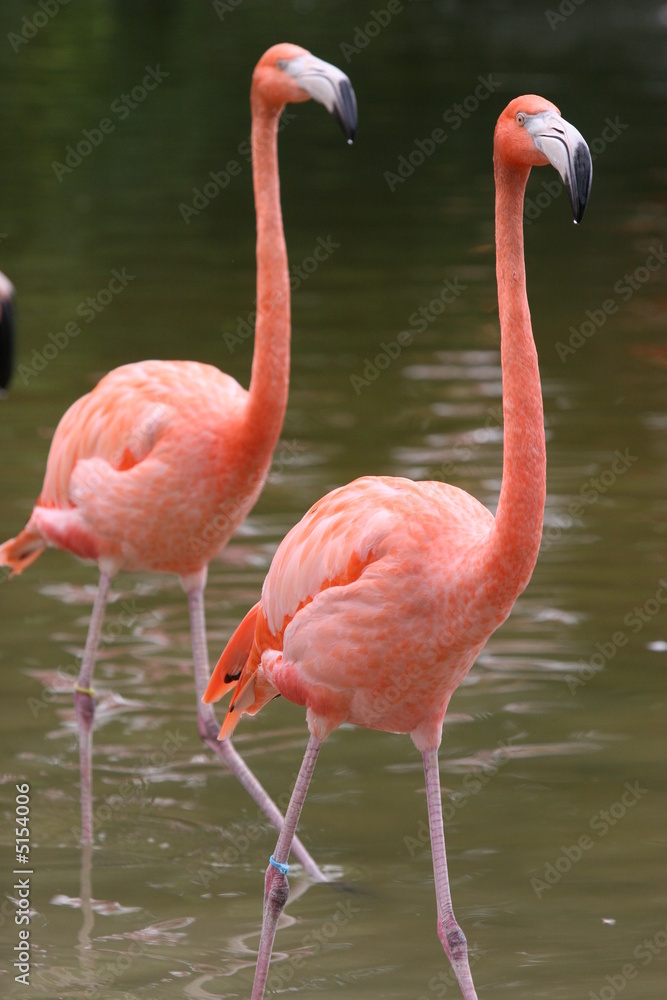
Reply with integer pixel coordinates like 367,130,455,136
269,854,290,875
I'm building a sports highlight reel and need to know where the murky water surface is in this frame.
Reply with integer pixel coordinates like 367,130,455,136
0,3,665,998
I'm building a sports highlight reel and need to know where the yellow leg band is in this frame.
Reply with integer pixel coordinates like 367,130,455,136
74,684,95,697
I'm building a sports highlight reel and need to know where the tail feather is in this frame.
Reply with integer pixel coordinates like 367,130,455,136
218,673,258,739
203,601,260,704
0,526,46,576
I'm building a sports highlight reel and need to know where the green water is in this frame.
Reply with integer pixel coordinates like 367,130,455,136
0,2,665,998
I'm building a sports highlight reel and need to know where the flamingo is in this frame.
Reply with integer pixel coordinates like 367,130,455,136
203,95,592,998
0,271,16,392
0,43,357,879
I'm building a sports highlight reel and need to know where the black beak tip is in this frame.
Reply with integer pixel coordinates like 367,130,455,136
333,109,356,144
0,297,15,391
334,78,357,144
569,142,592,225
569,187,586,226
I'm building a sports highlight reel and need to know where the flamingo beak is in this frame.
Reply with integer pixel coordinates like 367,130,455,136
0,272,16,392
525,112,592,224
280,54,358,143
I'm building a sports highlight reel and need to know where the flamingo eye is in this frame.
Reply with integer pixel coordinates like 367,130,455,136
516,112,526,126
276,59,288,70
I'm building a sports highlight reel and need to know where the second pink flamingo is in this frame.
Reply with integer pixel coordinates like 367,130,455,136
0,44,357,879
205,95,593,998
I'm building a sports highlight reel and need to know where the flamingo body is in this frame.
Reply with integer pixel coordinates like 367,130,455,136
2,360,264,576
207,475,512,748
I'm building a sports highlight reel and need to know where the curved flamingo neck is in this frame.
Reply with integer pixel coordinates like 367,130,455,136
245,90,291,447
484,158,546,605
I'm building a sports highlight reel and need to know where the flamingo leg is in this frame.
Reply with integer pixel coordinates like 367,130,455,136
423,748,478,1000
74,571,112,846
251,733,322,999
185,584,326,882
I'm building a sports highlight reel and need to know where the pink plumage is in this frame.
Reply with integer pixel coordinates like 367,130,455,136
2,361,261,576
0,44,357,883
205,94,593,1000
207,475,504,748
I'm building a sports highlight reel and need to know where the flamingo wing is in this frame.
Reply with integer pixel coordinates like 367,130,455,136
204,477,399,734
41,374,176,510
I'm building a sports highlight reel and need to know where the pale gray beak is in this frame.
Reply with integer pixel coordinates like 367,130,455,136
524,112,592,223
280,54,357,143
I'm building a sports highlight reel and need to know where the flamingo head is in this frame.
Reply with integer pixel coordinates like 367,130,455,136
252,43,357,143
495,95,592,223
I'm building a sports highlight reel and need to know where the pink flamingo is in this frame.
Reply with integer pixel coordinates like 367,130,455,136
0,44,356,879
204,95,592,998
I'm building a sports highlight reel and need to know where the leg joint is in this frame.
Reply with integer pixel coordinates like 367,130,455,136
266,869,290,914
445,923,468,963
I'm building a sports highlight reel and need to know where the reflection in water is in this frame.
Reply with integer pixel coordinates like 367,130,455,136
76,842,94,989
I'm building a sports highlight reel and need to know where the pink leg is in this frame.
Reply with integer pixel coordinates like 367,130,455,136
423,748,479,1000
185,582,326,882
74,571,112,846
252,733,322,1000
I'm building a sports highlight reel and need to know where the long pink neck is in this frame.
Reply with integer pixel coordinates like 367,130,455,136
483,159,546,606
245,91,291,446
